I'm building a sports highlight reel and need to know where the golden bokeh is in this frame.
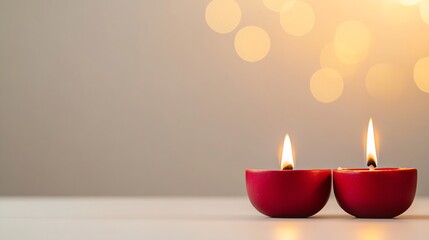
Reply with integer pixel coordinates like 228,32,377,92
206,0,429,103
397,0,422,6
366,63,406,101
420,0,429,25
355,224,386,240
234,26,271,62
263,0,296,12
310,68,344,103
335,48,369,65
280,1,315,37
205,0,241,34
320,43,358,78
381,0,418,24
274,224,299,240
334,21,371,64
414,57,429,93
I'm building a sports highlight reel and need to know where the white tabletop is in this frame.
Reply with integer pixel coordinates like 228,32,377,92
0,197,428,240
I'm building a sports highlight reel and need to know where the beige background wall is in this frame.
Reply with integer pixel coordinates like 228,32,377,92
0,0,428,196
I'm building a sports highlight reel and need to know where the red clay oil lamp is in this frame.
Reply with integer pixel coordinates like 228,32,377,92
246,134,331,218
333,118,418,218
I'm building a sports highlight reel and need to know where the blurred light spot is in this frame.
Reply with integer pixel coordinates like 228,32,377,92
366,63,406,101
275,224,299,240
414,57,429,93
310,68,344,103
334,21,371,64
397,0,422,6
234,26,271,62
356,224,386,240
205,0,241,34
280,1,315,36
263,0,296,12
320,43,358,78
335,48,369,65
382,0,418,24
420,0,429,25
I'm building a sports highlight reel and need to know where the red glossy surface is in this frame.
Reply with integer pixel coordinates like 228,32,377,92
333,168,417,218
246,169,332,218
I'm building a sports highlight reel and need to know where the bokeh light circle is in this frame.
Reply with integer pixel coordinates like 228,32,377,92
397,0,422,6
320,43,358,78
263,0,296,12
366,63,406,101
310,68,344,103
234,26,271,62
205,0,241,34
334,21,371,64
420,0,429,25
280,1,315,37
414,57,429,93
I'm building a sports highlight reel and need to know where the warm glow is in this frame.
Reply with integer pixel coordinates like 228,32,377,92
263,0,296,12
421,0,429,25
335,48,369,65
334,21,371,64
205,0,241,34
281,134,294,170
397,0,422,6
366,118,378,168
206,0,429,102
414,57,429,93
310,68,344,103
280,1,315,36
356,224,386,240
366,63,406,102
381,0,418,24
275,224,299,240
320,43,359,78
234,26,271,62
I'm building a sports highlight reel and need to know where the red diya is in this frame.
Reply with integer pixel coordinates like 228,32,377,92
246,134,331,218
333,118,418,218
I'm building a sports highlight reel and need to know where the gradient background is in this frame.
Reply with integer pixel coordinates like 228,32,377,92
0,0,428,196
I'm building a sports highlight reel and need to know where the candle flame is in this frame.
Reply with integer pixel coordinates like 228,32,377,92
366,118,378,168
281,134,294,170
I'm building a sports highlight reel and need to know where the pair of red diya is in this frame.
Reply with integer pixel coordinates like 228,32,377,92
246,119,418,218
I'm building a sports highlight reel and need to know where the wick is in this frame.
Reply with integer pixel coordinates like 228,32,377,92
282,164,293,170
366,158,377,170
